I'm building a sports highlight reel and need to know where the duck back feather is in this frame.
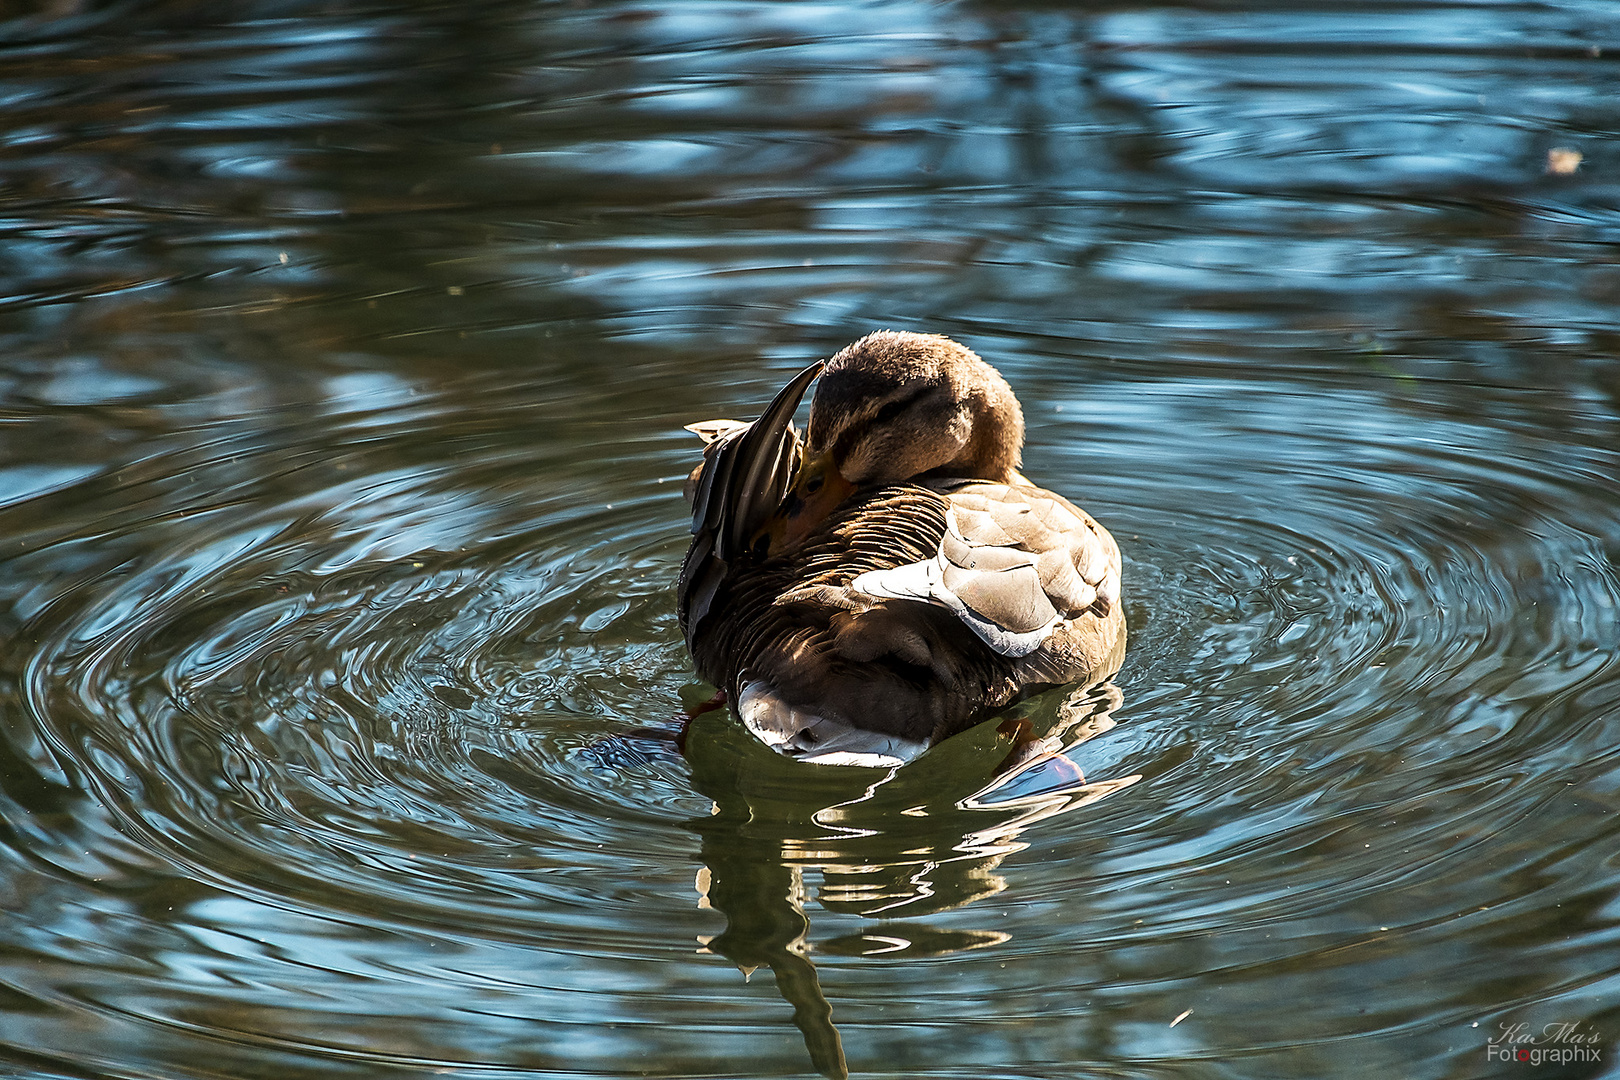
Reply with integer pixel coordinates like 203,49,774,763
677,335,1125,766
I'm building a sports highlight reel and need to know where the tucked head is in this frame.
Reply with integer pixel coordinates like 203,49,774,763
807,331,1024,485
754,331,1025,552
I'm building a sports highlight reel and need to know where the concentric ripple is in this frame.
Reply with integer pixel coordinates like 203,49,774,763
6,384,715,932
964,372,1620,1067
1,358,1616,1078
3,0,1620,1077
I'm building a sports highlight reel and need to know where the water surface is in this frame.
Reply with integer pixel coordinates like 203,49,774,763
1,2,1618,1078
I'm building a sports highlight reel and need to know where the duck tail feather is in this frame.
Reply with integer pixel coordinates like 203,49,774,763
678,360,823,636
685,360,820,557
718,360,822,559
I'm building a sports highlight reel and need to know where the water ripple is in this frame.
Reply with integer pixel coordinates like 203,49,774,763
2,2,1620,1077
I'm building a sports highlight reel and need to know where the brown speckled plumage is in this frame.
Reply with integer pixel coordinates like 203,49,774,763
678,331,1124,764
689,484,1018,745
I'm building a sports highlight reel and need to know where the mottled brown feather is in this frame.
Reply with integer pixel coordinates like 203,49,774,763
678,332,1125,757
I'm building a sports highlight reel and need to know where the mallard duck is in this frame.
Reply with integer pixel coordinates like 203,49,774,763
678,331,1124,767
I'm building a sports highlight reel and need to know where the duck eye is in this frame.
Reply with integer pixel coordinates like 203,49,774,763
804,474,825,495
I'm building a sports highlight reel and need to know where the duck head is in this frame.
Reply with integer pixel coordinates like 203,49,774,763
765,331,1026,550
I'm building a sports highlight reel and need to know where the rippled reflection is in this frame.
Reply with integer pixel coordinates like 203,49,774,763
2,0,1619,1078
686,680,1136,1077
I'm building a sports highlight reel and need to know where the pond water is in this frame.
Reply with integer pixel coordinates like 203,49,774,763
2,1,1619,1078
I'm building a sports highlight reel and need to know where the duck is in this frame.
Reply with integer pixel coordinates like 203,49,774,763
678,331,1124,768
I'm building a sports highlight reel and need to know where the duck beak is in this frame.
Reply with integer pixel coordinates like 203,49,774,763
757,446,858,553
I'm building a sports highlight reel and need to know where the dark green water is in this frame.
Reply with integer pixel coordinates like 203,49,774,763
2,2,1618,1078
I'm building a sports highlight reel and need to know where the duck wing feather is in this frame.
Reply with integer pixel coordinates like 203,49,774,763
849,480,1121,660
678,361,823,639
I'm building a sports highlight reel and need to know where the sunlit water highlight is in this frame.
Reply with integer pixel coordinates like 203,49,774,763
2,2,1619,1078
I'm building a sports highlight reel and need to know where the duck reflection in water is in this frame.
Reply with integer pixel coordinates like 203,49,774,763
674,333,1134,1076
684,678,1136,1079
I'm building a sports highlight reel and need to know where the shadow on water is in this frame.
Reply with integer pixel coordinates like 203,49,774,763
683,669,1136,1078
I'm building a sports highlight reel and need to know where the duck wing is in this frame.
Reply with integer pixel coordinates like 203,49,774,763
849,481,1121,659
678,361,823,639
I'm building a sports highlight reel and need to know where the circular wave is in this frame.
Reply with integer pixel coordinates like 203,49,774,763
6,381,717,942
2,366,1616,1075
